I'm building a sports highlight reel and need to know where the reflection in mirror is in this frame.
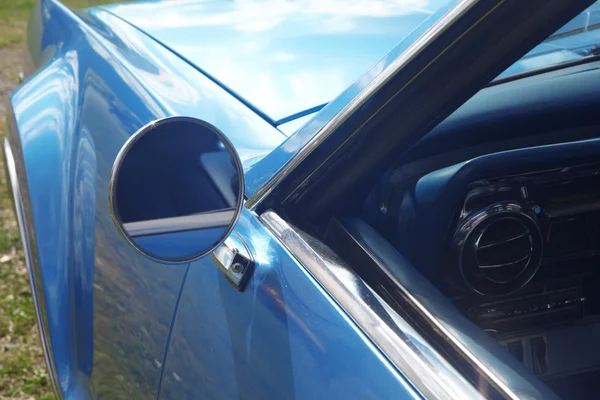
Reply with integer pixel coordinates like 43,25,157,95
109,117,244,262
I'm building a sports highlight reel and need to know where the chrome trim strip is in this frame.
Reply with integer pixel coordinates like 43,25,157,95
274,103,327,126
3,138,63,399
478,254,530,269
333,220,556,400
210,232,254,291
260,211,484,400
246,0,477,210
123,209,236,237
477,232,529,249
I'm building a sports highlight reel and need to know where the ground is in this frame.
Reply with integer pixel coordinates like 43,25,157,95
0,1,54,396
0,2,124,399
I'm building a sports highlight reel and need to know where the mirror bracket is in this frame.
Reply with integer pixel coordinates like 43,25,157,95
211,233,254,291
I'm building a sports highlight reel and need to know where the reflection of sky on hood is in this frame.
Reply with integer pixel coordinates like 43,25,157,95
106,0,452,120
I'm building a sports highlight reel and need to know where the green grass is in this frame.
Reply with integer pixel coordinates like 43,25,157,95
0,1,128,398
0,1,55,390
0,0,128,45
0,118,55,399
0,1,32,47
0,0,55,395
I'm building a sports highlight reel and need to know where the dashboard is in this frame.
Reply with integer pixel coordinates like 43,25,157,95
447,157,600,384
369,138,600,386
387,139,600,380
451,161,600,329
360,59,600,389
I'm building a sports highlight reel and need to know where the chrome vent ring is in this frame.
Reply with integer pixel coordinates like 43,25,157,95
476,217,533,283
455,202,543,296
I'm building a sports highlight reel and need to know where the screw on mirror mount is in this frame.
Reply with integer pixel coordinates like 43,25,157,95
210,233,254,291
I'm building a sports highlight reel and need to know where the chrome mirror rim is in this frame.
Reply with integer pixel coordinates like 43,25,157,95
108,116,245,264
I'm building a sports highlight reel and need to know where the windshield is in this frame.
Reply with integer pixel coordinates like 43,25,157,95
276,1,600,134
498,1,600,79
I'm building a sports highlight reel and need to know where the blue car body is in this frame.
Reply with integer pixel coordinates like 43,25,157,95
10,1,431,397
5,0,600,398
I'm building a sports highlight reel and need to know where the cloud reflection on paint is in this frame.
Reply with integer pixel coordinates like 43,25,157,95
107,0,452,120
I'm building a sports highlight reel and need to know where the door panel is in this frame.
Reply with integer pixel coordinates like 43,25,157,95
159,209,418,399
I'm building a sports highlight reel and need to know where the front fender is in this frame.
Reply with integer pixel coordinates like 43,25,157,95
7,0,286,398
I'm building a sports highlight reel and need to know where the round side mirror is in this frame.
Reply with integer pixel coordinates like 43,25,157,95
109,117,244,263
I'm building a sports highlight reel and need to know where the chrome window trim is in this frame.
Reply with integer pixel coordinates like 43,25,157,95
245,0,477,210
332,219,559,400
123,208,236,237
260,210,484,400
3,138,63,399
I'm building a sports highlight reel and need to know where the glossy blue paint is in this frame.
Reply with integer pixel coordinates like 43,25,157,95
243,0,460,197
270,15,600,139
10,0,425,398
159,208,420,399
275,104,326,126
11,2,187,396
277,113,316,137
11,0,600,399
243,1,600,197
106,0,600,125
10,0,283,397
104,0,453,121
30,3,286,177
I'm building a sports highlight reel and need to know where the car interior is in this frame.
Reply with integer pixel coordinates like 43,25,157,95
311,52,600,399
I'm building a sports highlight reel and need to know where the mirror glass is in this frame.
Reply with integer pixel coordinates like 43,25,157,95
109,117,244,262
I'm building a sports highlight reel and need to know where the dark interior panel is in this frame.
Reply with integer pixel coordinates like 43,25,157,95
349,60,600,398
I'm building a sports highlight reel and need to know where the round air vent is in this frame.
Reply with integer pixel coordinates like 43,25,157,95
454,202,543,296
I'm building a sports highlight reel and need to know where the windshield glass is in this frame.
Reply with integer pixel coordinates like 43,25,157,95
276,1,600,131
498,1,600,79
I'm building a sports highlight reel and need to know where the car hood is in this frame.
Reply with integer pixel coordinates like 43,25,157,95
103,0,441,122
